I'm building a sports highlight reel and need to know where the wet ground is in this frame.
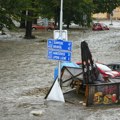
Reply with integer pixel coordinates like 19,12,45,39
0,27,120,120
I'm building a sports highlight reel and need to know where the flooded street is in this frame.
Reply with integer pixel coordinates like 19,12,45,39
0,27,120,120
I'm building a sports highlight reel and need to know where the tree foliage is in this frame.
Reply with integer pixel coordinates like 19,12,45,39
0,0,21,29
39,0,60,26
0,0,41,38
0,0,120,38
93,0,120,13
39,0,94,28
63,0,94,28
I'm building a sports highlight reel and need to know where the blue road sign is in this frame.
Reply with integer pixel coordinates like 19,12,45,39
48,50,71,61
47,39,72,51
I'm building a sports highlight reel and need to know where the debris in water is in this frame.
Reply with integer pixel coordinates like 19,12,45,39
30,110,45,116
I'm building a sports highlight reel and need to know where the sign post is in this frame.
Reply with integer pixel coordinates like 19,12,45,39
47,0,70,88
58,0,63,85
54,30,68,40
47,39,72,88
47,39,72,62
60,0,63,36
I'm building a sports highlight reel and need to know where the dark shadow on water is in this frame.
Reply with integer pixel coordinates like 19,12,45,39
64,90,85,105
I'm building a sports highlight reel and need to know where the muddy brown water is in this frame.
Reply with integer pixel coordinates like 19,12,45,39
0,29,120,120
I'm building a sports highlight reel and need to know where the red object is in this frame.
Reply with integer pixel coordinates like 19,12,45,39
112,94,117,103
92,23,109,31
32,22,55,31
76,62,120,78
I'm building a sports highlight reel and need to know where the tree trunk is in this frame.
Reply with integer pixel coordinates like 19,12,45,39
24,11,35,39
20,11,26,28
20,20,26,28
66,23,70,29
54,7,60,29
33,19,37,24
66,20,70,29
32,0,38,25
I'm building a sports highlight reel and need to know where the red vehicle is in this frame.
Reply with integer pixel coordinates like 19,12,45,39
92,23,109,31
76,62,120,79
32,22,55,31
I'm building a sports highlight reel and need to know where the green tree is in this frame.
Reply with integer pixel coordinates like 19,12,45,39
40,0,94,29
63,0,93,28
93,0,120,13
21,0,41,39
39,0,60,27
1,0,120,39
0,0,41,39
0,0,21,29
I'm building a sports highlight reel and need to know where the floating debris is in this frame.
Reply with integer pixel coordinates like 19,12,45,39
30,110,45,116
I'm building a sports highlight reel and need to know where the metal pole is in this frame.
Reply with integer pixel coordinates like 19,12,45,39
60,0,63,33
58,0,63,86
110,14,113,25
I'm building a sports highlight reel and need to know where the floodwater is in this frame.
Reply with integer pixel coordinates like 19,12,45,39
0,28,120,120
